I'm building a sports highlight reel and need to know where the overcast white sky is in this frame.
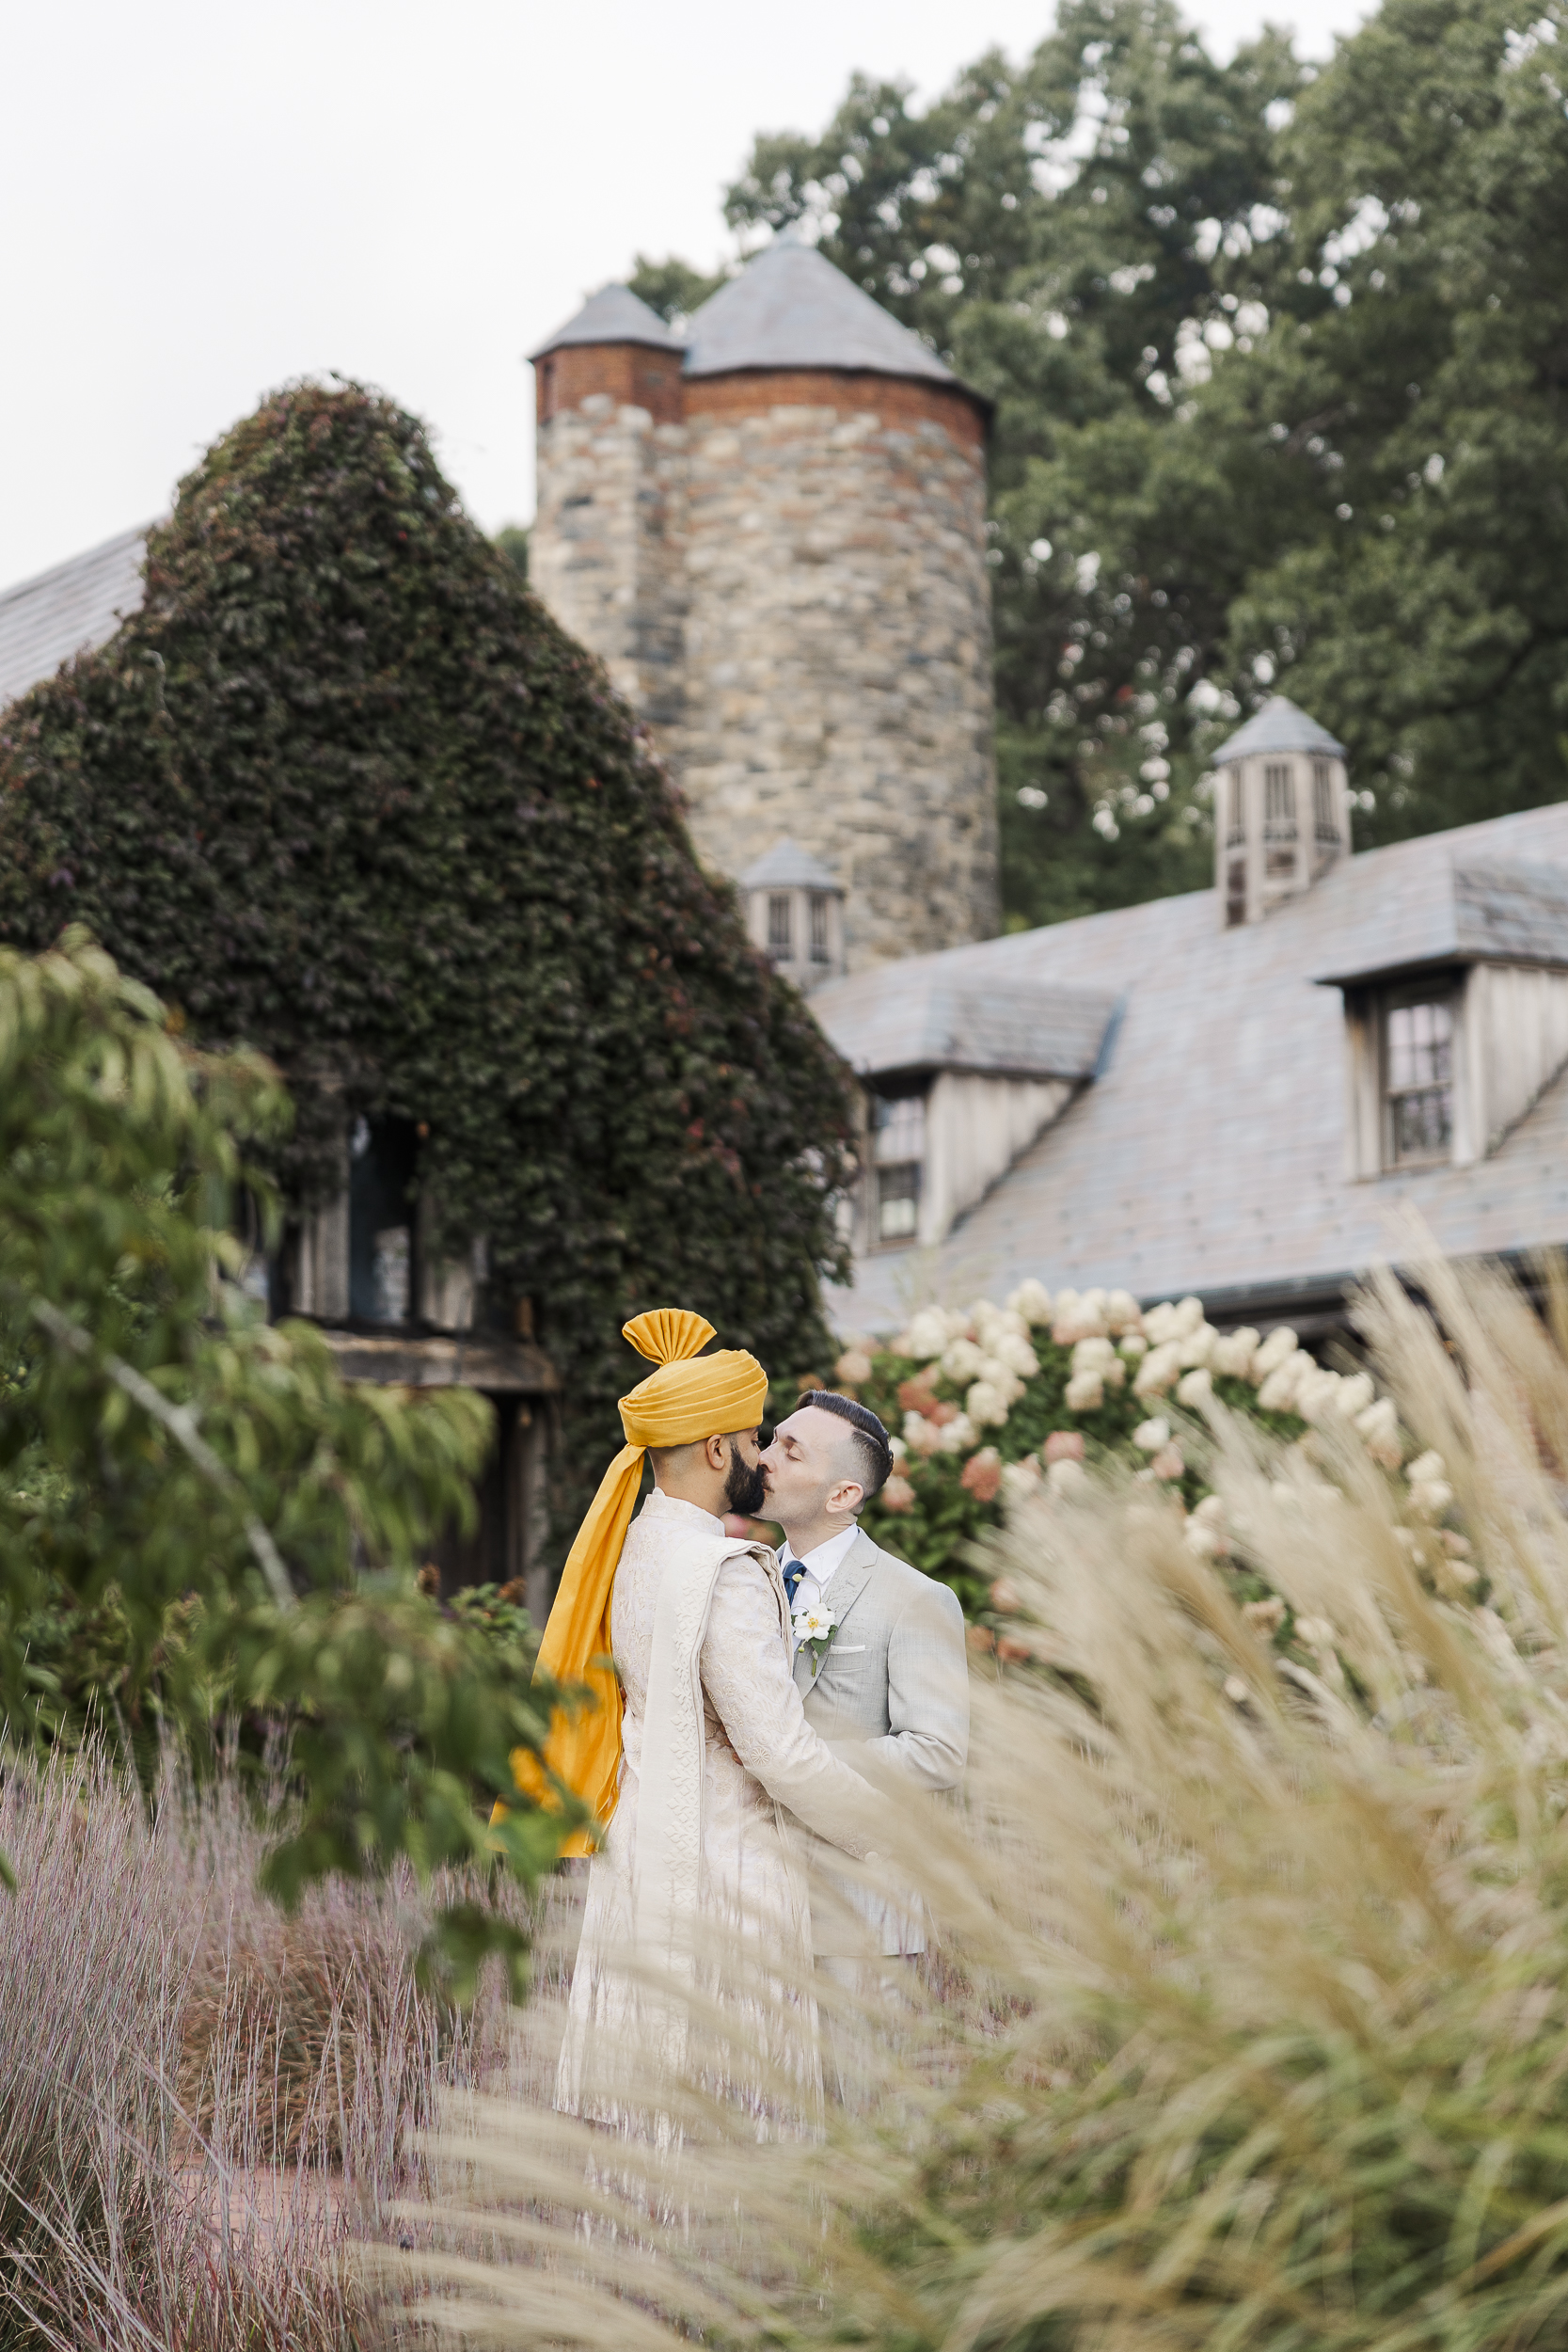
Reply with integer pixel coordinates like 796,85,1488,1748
2,0,1370,587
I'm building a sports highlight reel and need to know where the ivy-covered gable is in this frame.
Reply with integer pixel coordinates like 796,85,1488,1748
0,382,856,1472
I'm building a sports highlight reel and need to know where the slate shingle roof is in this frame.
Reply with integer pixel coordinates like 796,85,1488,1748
831,801,1568,1333
682,236,958,387
530,283,683,361
1318,858,1568,984
1212,693,1347,762
0,525,148,710
531,238,980,402
812,962,1118,1083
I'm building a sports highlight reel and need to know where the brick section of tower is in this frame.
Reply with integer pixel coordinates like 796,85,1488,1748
529,356,687,729
535,342,684,427
682,368,984,453
530,351,999,968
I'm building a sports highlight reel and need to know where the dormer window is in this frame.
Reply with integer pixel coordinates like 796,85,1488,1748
741,840,846,991
1385,993,1454,1165
767,893,792,961
871,1088,926,1245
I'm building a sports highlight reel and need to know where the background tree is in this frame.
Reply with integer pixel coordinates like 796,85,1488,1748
663,0,1567,923
0,930,570,1987
0,383,858,1529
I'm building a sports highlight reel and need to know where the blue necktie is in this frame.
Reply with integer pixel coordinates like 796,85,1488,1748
781,1554,805,1606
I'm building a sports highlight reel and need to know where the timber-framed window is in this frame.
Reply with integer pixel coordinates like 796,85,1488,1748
1384,991,1454,1167
767,894,792,961
869,1088,927,1247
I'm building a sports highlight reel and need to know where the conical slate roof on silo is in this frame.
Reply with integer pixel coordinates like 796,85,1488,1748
683,236,958,387
1212,693,1346,763
529,283,683,363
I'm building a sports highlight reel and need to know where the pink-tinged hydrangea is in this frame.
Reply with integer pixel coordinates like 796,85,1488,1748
880,1473,916,1514
960,1447,1004,1502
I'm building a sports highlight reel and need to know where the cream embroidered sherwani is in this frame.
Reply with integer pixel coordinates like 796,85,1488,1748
557,1488,879,2126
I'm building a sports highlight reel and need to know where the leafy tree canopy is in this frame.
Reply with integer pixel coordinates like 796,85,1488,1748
626,253,731,325
494,523,530,580
0,930,572,1989
670,0,1568,924
0,383,857,1513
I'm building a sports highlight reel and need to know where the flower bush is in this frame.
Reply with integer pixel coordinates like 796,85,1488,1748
832,1280,1406,1617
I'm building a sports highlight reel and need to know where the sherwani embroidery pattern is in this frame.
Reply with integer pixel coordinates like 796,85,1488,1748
557,1489,876,2133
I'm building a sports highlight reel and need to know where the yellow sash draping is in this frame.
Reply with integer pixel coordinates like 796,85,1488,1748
510,1308,768,1854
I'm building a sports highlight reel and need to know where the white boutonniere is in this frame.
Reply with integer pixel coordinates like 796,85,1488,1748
791,1597,839,1679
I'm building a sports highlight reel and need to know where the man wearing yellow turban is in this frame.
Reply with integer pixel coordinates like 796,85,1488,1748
537,1309,881,2122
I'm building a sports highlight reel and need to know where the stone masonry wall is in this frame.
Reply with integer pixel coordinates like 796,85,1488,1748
529,392,686,729
529,357,999,966
676,383,997,968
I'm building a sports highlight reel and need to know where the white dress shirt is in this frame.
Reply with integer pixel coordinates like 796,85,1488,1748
780,1521,860,1618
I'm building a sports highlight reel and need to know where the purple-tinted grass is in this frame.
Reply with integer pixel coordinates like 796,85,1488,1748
0,1744,525,2351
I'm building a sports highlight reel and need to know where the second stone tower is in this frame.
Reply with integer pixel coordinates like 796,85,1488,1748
529,237,999,975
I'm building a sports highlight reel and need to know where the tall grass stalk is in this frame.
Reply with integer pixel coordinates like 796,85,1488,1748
0,1743,519,2350
395,1254,1568,2350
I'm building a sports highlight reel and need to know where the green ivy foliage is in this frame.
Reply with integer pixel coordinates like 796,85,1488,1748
0,382,857,1521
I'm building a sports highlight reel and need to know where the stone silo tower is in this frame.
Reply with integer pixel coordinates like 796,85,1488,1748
528,239,998,971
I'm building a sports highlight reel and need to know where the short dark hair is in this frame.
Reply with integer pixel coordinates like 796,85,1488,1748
801,1391,894,1509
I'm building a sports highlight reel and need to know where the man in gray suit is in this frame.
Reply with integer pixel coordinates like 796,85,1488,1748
760,1391,968,1968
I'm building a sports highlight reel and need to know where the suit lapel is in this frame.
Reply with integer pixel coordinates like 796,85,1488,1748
792,1530,878,1693
821,1529,878,1629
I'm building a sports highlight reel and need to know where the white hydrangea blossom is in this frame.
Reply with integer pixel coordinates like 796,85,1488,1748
1052,1287,1112,1343
904,1305,968,1363
966,1378,1014,1429
1133,1341,1183,1399
1406,1449,1454,1520
1356,1394,1402,1467
1144,1295,1205,1347
1175,1366,1213,1408
1209,1326,1259,1379
1105,1288,1144,1335
1253,1325,1299,1380
1064,1369,1105,1413
935,1411,977,1454
1132,1417,1170,1453
1183,1494,1228,1557
1006,1278,1053,1327
1047,1454,1087,1494
942,1336,986,1384
990,1328,1042,1378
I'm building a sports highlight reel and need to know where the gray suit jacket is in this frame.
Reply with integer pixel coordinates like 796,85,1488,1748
789,1529,968,1952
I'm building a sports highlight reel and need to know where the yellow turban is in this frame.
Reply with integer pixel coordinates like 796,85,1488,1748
515,1308,768,1855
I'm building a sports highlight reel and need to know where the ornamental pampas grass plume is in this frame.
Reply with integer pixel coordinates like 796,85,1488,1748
387,1252,1568,2352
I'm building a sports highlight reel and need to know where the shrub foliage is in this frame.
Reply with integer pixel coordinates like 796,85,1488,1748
0,381,857,1500
0,930,569,1980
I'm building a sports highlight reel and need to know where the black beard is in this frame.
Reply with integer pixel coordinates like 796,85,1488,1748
723,1446,768,1519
